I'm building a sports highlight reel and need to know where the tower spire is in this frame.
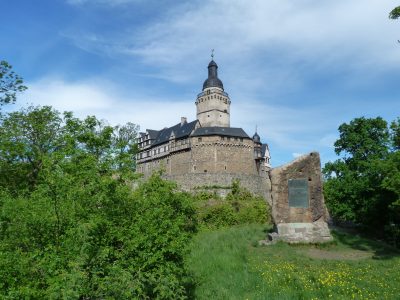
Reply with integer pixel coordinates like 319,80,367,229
202,52,224,90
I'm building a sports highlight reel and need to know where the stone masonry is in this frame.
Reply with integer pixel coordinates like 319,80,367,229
266,152,333,244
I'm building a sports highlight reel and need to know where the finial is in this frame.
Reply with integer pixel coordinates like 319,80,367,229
211,49,214,60
255,124,258,133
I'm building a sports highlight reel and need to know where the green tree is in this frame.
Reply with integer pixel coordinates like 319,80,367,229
324,117,400,241
0,106,64,190
389,6,400,19
0,105,196,298
0,60,27,107
0,106,140,192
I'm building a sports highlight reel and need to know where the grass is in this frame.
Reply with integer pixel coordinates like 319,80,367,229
186,224,400,300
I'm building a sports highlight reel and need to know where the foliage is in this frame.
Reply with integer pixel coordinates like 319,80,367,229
193,180,271,229
0,172,197,299
187,224,400,300
0,105,196,299
323,117,400,244
389,6,400,19
0,60,27,107
0,106,139,192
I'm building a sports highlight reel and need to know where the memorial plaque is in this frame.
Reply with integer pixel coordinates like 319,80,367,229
288,179,309,208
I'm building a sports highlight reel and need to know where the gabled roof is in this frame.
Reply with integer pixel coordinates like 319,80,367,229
146,129,159,140
152,120,198,146
191,127,250,138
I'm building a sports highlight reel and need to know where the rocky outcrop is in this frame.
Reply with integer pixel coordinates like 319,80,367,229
263,152,332,244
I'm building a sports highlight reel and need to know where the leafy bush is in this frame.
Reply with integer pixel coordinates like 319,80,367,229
194,180,271,229
0,155,196,298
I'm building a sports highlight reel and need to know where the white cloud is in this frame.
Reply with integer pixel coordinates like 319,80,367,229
124,0,400,72
21,78,195,131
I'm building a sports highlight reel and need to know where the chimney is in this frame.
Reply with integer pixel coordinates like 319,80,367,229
181,117,187,126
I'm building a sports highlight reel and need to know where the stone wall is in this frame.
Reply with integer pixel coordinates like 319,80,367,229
136,133,274,201
166,172,271,200
190,135,257,175
138,135,258,178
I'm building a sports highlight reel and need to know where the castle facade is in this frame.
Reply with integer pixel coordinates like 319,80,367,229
136,59,271,197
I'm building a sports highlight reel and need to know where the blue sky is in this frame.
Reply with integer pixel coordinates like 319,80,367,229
1,0,399,166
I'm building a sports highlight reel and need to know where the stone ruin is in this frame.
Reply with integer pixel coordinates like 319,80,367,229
262,152,333,244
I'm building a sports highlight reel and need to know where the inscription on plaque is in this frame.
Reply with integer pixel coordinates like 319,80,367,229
288,179,309,208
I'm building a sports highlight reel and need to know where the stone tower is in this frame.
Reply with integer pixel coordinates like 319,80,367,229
195,59,231,127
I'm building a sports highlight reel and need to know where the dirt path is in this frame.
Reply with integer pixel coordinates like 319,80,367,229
299,248,373,260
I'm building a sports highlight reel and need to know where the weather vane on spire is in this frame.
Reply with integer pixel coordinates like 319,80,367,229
211,49,214,60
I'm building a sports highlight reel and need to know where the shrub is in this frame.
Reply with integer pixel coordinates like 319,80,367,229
194,180,271,229
0,173,197,299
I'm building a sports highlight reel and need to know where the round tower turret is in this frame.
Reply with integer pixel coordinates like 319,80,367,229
195,54,231,127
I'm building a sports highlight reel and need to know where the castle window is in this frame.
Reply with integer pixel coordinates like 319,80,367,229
204,170,207,173
198,137,202,142
207,115,210,117
146,151,150,157
224,166,227,170
193,165,196,171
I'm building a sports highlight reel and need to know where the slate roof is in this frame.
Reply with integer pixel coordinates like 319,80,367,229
203,60,224,90
191,127,250,138
147,129,159,140
152,120,198,146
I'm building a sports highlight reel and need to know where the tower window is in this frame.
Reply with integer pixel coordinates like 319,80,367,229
198,137,202,142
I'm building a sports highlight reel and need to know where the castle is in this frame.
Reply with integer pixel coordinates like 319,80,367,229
136,57,333,242
136,58,272,197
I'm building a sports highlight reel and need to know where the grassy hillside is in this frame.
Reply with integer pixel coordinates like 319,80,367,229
186,224,400,300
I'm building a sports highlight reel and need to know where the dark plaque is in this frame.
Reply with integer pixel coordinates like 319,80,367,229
288,179,309,208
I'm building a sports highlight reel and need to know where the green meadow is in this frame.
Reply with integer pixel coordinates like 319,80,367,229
187,224,400,300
